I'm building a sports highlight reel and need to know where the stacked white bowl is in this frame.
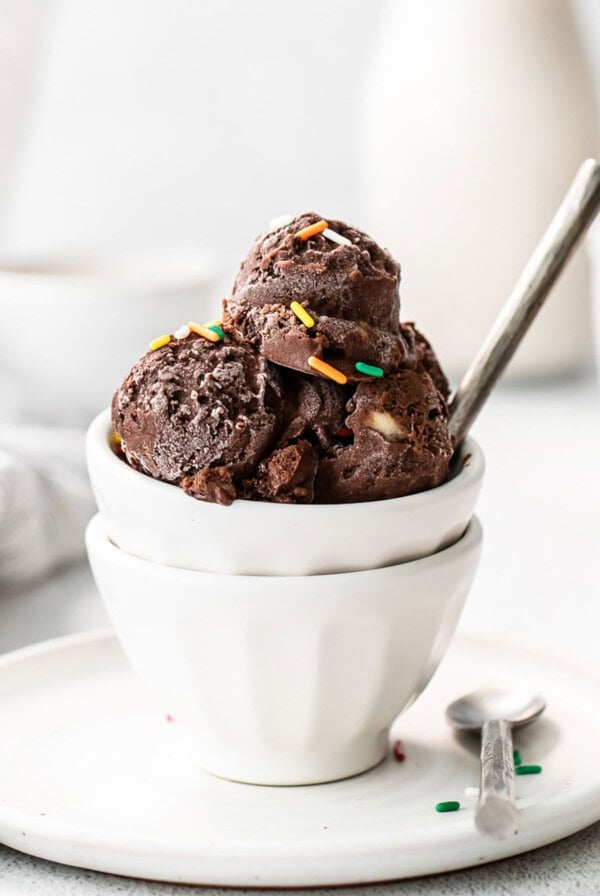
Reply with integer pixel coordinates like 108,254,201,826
86,408,484,785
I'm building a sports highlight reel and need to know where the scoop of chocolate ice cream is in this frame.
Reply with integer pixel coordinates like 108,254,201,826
314,368,452,503
111,335,284,504
222,213,416,382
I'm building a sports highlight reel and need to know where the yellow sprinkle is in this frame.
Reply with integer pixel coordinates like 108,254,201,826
308,355,347,385
188,321,221,342
296,219,328,241
110,431,122,447
149,334,171,351
290,301,315,329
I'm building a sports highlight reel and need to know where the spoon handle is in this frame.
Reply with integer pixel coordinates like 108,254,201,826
449,158,600,445
475,719,518,839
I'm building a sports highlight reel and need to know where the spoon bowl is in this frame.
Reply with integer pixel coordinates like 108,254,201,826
447,688,546,731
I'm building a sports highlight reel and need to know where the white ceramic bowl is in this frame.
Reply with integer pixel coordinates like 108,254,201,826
86,513,482,786
87,408,484,576
0,250,218,426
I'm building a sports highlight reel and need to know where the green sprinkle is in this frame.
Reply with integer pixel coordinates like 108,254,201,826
513,749,522,767
515,764,542,775
435,801,460,813
209,324,225,340
355,361,384,378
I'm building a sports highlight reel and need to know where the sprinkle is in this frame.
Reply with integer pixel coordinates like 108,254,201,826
464,786,480,798
323,227,352,247
208,324,225,340
268,213,294,232
290,301,315,329
149,334,171,351
188,321,221,342
513,749,522,767
174,325,190,340
355,361,384,378
436,801,460,813
308,355,347,385
393,740,405,762
515,764,542,775
110,432,123,454
165,713,175,723
296,219,328,241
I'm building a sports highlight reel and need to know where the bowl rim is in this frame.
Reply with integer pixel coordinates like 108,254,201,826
87,407,484,514
86,512,482,582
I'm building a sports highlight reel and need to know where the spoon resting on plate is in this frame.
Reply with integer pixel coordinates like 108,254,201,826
446,688,546,839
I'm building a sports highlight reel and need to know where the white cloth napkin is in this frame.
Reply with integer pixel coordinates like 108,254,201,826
0,419,95,591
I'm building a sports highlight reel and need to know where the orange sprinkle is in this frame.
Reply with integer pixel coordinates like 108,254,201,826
296,219,328,241
308,355,347,385
188,321,221,342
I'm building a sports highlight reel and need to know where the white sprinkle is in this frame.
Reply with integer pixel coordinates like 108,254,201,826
267,213,294,232
174,325,190,340
464,786,480,798
323,227,352,247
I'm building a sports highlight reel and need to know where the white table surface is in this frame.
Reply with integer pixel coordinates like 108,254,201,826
1,377,599,895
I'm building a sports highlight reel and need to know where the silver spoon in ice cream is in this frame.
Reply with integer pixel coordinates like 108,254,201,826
447,688,546,839
449,158,600,446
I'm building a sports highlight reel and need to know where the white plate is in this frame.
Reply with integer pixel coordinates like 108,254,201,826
0,629,598,886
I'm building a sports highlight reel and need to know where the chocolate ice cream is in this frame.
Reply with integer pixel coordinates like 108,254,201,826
240,372,347,503
278,371,348,450
111,335,283,505
111,212,453,505
223,213,416,382
240,365,452,505
403,322,450,399
314,369,451,503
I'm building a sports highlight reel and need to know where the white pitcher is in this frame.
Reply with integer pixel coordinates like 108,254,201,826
362,0,597,380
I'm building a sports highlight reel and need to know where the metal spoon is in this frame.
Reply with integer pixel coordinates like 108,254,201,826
447,688,546,839
449,157,600,446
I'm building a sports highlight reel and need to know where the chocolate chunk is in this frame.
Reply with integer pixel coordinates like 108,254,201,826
181,466,236,506
244,440,318,504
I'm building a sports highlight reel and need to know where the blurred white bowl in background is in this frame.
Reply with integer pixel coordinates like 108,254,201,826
0,249,219,427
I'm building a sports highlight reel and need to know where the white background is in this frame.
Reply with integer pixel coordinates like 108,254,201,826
1,0,598,275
